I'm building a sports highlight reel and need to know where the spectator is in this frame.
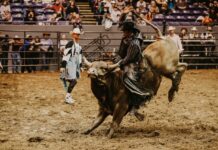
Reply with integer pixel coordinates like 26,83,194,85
10,35,23,73
48,12,65,24
111,3,121,24
45,0,65,19
144,11,153,22
148,0,159,14
94,0,105,25
40,32,53,71
176,0,187,10
155,0,166,9
179,27,189,40
66,1,79,18
20,35,34,73
116,0,125,11
31,36,41,72
24,7,37,25
0,61,2,70
204,26,215,40
69,13,83,31
202,14,213,26
104,0,113,13
167,0,176,11
208,9,217,23
189,26,199,39
102,11,113,30
125,0,132,6
136,0,147,14
59,34,68,55
203,26,216,57
0,34,9,73
0,0,12,23
167,26,183,54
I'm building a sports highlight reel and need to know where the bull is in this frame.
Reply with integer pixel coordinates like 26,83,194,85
82,38,187,138
82,13,187,138
82,57,162,138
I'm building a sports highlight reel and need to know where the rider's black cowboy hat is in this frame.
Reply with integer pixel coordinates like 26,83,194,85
120,20,140,33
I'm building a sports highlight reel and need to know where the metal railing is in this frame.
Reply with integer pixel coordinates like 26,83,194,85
0,30,218,73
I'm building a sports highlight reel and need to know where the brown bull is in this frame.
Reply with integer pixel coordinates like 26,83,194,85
82,14,187,138
82,58,161,138
142,37,187,101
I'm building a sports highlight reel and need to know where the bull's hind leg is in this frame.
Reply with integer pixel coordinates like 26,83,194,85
168,62,187,102
107,103,128,138
82,109,108,135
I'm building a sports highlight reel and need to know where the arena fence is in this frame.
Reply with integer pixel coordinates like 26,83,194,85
0,30,217,73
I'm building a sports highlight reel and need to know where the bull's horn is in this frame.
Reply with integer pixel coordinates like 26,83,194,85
107,60,121,69
83,56,92,67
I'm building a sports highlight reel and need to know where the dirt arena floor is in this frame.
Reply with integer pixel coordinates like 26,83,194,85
0,69,218,150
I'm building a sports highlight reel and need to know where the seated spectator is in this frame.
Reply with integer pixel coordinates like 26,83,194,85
116,0,126,11
125,0,132,6
155,0,166,9
0,0,12,22
104,0,113,13
148,0,159,14
69,13,83,31
47,13,64,25
176,0,187,10
111,4,121,24
94,0,105,25
202,14,213,26
45,0,65,19
102,11,113,31
144,11,153,22
66,1,79,18
102,11,113,30
168,0,176,11
24,8,37,24
189,26,199,39
160,1,170,14
136,0,147,14
196,15,204,22
208,9,217,23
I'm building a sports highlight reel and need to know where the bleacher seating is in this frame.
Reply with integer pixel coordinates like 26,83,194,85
0,1,217,26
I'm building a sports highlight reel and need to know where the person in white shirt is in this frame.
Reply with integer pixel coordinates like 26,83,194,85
189,26,199,39
136,0,146,13
111,4,121,24
59,34,68,55
167,26,184,54
40,32,54,70
60,28,82,104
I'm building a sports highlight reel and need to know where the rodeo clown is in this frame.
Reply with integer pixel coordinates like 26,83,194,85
60,28,82,104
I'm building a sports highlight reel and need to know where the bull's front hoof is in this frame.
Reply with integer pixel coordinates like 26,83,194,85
107,133,114,139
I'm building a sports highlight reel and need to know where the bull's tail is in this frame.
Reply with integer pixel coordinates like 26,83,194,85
132,11,163,39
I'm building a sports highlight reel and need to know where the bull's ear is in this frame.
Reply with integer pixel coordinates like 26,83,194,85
83,56,92,67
